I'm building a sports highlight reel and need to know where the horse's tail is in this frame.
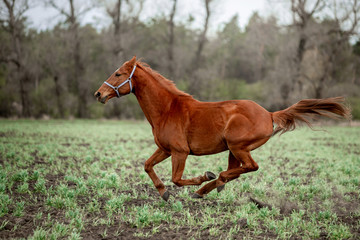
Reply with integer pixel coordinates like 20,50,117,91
271,97,351,135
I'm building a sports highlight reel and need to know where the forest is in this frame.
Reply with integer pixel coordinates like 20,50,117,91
1,0,360,119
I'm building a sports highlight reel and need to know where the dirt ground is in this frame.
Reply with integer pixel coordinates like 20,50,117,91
0,122,359,239
1,171,359,239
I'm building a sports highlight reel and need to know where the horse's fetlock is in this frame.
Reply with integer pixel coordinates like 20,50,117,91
155,182,165,189
251,162,259,171
244,163,259,172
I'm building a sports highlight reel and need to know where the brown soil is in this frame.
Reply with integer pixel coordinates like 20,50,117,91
1,171,358,240
0,173,277,239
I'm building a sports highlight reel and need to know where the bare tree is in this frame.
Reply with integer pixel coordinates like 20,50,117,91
280,0,359,102
312,0,360,98
0,0,32,117
47,0,93,117
105,0,125,63
290,0,360,99
291,0,325,62
167,0,177,78
192,0,212,72
103,0,144,64
287,0,326,101
187,0,213,97
38,30,66,118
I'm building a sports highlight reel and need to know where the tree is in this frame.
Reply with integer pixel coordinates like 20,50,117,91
192,0,212,72
106,0,125,63
187,0,213,98
0,0,32,116
36,27,68,118
167,0,177,79
103,0,144,65
47,0,94,118
312,0,360,98
287,0,326,101
280,0,360,103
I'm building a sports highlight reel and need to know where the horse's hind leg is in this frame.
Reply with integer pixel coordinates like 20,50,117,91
144,148,170,201
216,151,241,192
193,150,258,198
217,150,258,190
171,152,216,188
192,152,239,198
227,151,241,170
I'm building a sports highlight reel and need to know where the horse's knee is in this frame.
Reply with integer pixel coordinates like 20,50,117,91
172,178,183,187
144,162,152,173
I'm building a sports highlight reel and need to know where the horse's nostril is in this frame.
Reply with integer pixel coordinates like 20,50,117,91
95,92,101,98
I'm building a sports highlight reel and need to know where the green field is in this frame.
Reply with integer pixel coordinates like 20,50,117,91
0,120,359,239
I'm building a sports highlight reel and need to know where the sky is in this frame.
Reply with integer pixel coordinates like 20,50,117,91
24,0,288,32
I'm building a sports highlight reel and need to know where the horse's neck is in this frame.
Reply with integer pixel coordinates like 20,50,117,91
133,70,175,128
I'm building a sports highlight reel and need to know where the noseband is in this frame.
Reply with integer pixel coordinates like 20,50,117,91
104,65,137,98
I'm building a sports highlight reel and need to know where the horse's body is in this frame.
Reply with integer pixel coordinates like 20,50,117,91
153,98,273,156
95,57,350,201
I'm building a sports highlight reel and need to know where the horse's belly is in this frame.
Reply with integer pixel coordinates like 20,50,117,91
188,138,227,156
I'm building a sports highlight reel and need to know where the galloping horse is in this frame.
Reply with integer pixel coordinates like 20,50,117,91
94,56,350,201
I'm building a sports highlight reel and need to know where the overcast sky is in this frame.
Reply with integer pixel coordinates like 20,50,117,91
24,0,291,32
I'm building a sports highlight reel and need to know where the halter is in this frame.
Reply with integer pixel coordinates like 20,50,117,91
104,65,137,98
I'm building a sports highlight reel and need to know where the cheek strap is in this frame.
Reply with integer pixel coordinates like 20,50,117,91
104,65,136,98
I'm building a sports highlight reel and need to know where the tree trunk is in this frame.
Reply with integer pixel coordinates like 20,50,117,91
113,0,124,62
193,0,211,71
18,71,30,117
53,76,65,118
73,33,87,118
5,0,31,117
68,0,87,118
167,0,177,78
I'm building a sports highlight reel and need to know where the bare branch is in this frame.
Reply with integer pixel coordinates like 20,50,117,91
47,0,71,19
327,0,360,39
47,0,94,24
309,0,325,16
0,55,21,67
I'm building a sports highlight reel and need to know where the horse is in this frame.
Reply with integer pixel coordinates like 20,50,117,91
94,56,351,201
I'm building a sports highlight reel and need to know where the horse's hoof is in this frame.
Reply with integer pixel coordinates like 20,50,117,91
217,184,225,193
191,193,203,199
205,171,216,180
161,191,170,201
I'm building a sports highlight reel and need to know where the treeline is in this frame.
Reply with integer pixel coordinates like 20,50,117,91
1,0,360,119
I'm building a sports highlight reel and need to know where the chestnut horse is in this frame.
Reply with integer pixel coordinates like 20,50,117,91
94,56,350,201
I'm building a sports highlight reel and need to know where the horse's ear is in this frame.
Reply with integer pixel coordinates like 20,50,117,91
128,56,136,67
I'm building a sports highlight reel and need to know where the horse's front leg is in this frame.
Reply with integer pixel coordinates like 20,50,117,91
144,148,170,201
171,152,216,187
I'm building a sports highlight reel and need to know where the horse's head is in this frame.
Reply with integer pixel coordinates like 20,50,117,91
94,56,137,104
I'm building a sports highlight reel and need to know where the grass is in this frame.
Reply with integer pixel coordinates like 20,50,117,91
0,119,359,239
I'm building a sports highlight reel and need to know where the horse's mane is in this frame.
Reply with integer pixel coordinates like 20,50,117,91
136,61,191,98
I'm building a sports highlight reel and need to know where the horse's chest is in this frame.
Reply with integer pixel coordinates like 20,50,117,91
153,135,168,153
152,126,189,154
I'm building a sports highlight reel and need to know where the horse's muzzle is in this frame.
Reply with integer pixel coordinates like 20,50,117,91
95,91,101,98
94,91,108,104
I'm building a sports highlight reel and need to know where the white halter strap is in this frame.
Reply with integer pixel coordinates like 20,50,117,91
104,65,136,98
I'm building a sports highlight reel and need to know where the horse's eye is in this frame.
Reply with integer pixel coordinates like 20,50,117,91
115,73,121,77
